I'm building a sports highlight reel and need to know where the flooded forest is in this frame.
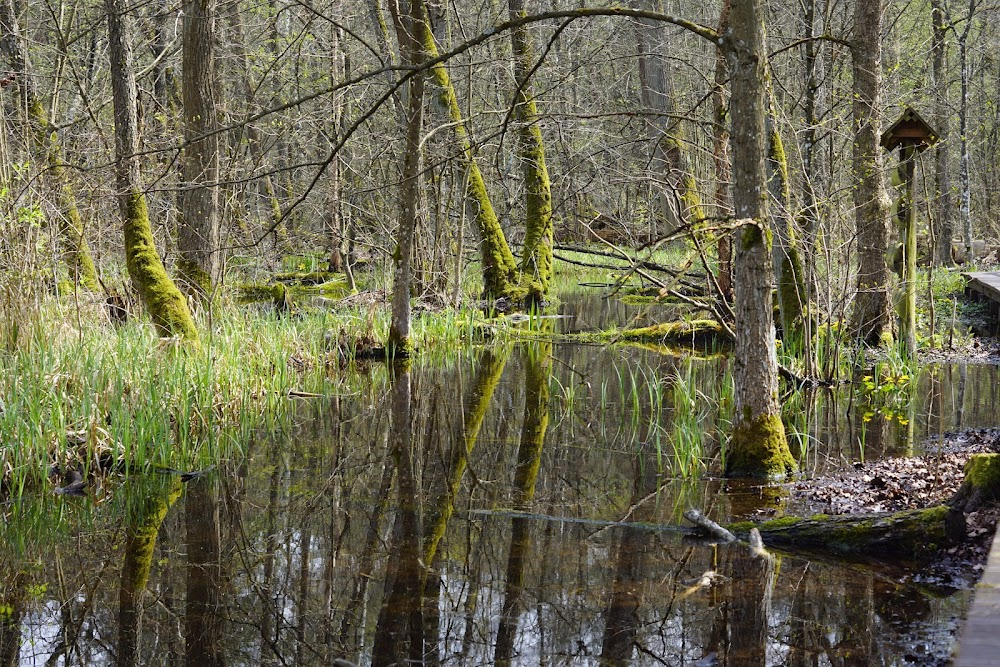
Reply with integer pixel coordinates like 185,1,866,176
3,0,1000,664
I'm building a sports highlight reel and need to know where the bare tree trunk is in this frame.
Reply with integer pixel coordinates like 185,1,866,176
958,11,974,259
931,0,953,266
850,0,892,345
371,361,425,667
386,0,426,355
178,0,221,299
106,0,197,340
799,0,820,375
227,0,284,245
509,0,554,303
634,2,703,237
184,479,224,667
723,0,794,478
712,0,733,299
392,0,521,301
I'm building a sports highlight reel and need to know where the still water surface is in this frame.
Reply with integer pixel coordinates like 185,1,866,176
4,295,999,666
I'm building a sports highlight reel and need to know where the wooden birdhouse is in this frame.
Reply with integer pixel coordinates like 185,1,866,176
880,106,939,153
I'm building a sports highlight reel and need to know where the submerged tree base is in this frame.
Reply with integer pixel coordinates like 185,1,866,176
726,413,796,479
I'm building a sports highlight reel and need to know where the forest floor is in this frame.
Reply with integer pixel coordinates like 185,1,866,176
788,427,1000,589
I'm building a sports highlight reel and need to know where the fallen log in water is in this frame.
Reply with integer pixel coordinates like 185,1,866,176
727,454,1000,561
729,506,954,560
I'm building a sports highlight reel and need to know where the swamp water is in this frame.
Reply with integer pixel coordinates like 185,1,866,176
4,296,1000,666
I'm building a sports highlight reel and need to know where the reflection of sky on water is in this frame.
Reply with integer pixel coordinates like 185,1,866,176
0,294,995,665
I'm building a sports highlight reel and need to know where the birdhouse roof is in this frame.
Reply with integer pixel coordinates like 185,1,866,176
880,106,939,151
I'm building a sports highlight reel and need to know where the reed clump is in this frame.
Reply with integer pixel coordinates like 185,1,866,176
0,295,485,495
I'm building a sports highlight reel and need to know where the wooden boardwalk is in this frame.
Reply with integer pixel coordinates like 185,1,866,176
964,272,1000,317
955,530,1000,666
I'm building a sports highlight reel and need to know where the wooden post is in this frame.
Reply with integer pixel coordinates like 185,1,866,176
880,107,939,358
898,143,918,357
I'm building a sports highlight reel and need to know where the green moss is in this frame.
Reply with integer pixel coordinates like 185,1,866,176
518,110,554,303
123,192,198,340
769,130,791,203
423,349,509,565
413,0,520,302
726,412,796,479
121,478,181,590
26,98,100,292
778,244,805,339
177,259,212,299
270,283,290,312
679,174,704,224
468,163,521,300
385,327,414,358
235,283,275,302
617,320,725,345
963,454,1000,490
736,506,950,558
757,515,801,530
273,270,337,285
740,223,766,252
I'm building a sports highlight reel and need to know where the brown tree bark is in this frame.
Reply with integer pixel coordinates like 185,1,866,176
712,0,733,299
178,0,221,299
850,0,892,345
184,478,225,667
931,0,953,266
634,2,703,237
106,0,197,340
386,0,426,356
723,0,794,478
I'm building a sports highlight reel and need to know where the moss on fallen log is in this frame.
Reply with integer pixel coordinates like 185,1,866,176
616,320,726,345
273,270,338,285
502,319,726,346
729,506,953,560
950,453,1000,514
725,454,1000,562
236,279,349,306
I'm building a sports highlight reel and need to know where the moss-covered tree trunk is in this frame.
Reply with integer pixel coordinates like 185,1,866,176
766,105,806,342
850,0,892,346
177,0,221,300
723,0,795,478
406,0,521,301
508,0,554,304
106,0,197,340
0,0,99,291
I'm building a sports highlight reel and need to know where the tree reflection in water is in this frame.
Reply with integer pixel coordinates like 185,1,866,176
0,346,983,665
